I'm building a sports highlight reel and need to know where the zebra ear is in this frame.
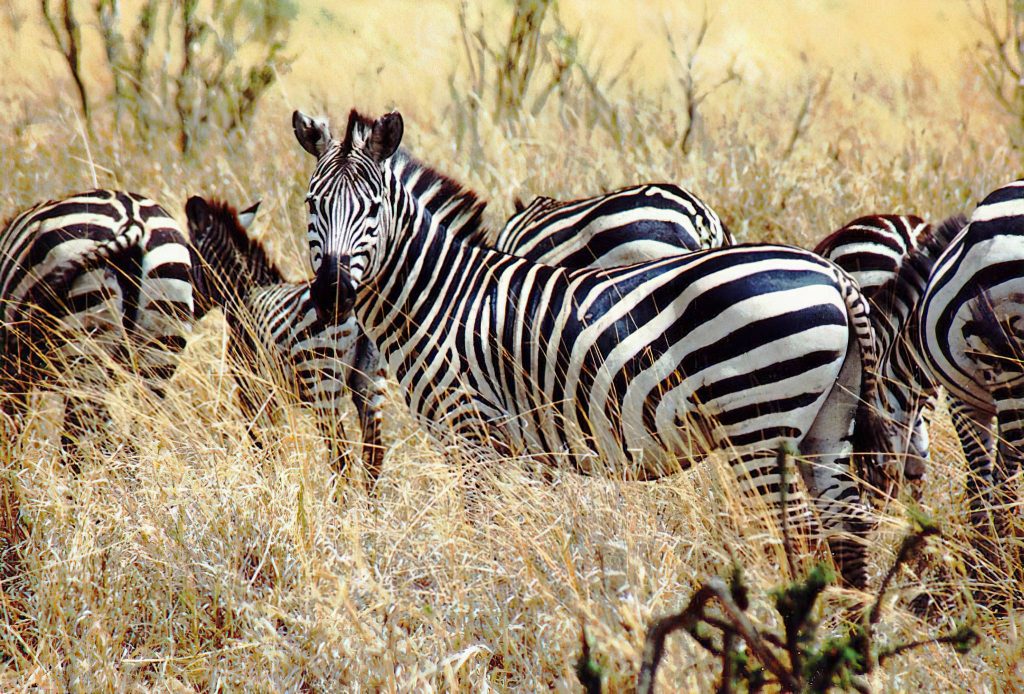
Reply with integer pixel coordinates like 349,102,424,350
185,196,209,224
513,197,526,213
292,110,332,158
368,111,403,162
237,201,261,230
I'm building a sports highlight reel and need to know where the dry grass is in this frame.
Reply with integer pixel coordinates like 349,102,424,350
2,1,1024,691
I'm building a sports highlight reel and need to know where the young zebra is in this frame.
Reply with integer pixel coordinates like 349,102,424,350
918,180,1024,536
294,109,891,587
495,183,732,267
186,196,386,482
814,214,954,494
0,189,194,447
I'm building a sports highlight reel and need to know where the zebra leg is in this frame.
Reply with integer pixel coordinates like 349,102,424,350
291,336,357,481
229,344,281,458
730,449,820,545
992,386,1024,539
346,334,387,486
314,409,356,478
948,398,996,530
797,339,875,589
130,240,194,399
957,388,1024,610
56,267,125,463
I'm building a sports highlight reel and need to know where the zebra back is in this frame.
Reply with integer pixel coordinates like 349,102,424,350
814,215,928,301
495,184,731,266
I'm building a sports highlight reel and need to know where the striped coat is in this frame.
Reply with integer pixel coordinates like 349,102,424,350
187,196,386,482
495,183,731,267
0,189,193,443
918,180,1024,532
294,109,891,587
814,214,939,493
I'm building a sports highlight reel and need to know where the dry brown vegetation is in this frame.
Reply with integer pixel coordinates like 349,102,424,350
1,0,1024,690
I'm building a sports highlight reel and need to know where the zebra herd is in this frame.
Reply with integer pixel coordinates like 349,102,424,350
2,107,1023,597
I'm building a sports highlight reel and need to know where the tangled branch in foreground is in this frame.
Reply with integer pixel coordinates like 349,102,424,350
575,449,979,693
632,510,977,692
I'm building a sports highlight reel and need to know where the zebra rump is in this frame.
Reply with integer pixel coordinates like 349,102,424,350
918,179,1024,540
0,189,194,445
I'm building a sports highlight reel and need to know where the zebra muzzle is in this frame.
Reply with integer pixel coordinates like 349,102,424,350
311,254,356,323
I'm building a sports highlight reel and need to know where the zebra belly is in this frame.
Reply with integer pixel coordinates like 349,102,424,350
388,308,847,481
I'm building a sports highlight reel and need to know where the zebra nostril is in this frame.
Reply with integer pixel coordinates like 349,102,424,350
904,457,926,482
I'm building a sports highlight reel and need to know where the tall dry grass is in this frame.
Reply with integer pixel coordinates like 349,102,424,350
1,1,1023,691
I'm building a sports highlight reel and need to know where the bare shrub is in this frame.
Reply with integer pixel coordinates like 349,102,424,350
663,11,740,155
972,0,1024,147
40,1,90,131
39,0,295,153
632,470,979,694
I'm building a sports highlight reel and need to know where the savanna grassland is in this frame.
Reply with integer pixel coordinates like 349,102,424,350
1,0,1023,690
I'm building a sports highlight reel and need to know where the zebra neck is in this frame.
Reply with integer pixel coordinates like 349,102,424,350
388,149,486,241
199,254,283,315
243,244,285,288
354,179,546,370
872,247,941,406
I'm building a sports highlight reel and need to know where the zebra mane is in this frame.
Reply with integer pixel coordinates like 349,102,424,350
187,196,285,314
343,109,489,245
202,199,280,274
872,212,968,318
925,212,969,252
389,148,489,244
907,212,967,275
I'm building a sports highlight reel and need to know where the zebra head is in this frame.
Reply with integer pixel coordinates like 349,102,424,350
293,109,403,321
856,213,968,499
185,196,261,318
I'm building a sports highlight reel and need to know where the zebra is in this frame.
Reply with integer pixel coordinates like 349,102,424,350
186,195,387,483
494,183,732,267
293,108,892,588
1,189,194,448
918,179,1024,539
280,112,731,483
814,214,947,495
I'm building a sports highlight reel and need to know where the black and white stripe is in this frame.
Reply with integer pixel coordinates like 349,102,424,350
295,109,890,587
0,189,194,443
288,113,733,482
918,180,1024,533
494,184,731,267
186,196,386,482
814,214,942,493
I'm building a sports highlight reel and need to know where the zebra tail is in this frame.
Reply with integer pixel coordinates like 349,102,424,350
834,266,891,453
26,220,145,316
835,267,879,394
968,289,1024,370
